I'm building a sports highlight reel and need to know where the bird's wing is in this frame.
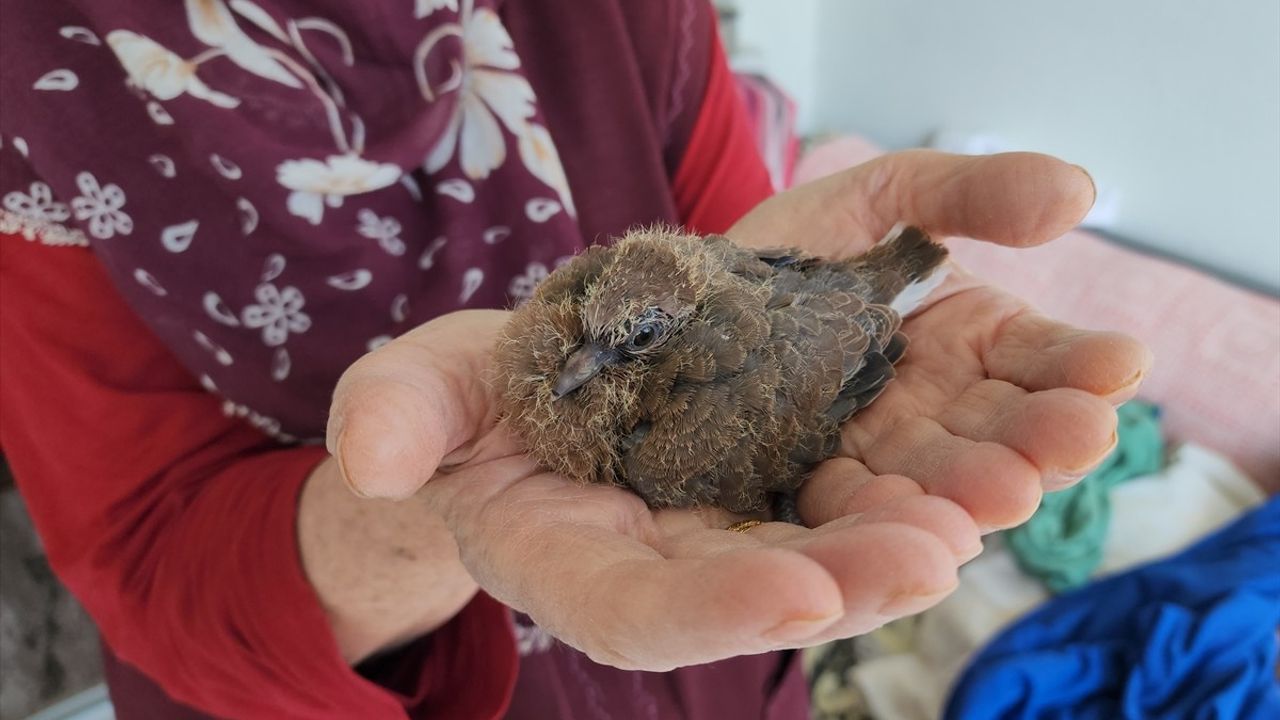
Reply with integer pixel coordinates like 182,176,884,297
619,316,781,513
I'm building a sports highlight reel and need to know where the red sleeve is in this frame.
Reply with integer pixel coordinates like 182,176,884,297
671,23,776,235
0,236,516,720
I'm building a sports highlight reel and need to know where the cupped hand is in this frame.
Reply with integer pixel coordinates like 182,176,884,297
325,149,1151,669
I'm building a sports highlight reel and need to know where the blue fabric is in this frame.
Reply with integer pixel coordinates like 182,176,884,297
945,497,1280,720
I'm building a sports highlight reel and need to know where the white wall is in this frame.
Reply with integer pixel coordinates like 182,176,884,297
724,0,822,133
731,0,1280,293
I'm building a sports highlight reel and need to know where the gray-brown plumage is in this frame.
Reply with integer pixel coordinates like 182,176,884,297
493,224,949,522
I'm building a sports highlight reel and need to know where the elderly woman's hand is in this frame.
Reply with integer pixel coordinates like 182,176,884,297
324,149,1151,669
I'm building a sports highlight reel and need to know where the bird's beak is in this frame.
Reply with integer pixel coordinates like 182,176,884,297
553,343,617,399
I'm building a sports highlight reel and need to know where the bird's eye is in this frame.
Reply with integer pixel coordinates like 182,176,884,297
625,322,660,351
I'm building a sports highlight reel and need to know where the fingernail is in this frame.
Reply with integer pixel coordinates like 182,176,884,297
958,540,985,563
1107,368,1146,399
877,586,954,617
1072,164,1097,208
763,614,839,643
1064,429,1119,478
335,430,373,499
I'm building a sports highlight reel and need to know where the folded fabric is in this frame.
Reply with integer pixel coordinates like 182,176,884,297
1006,401,1165,592
845,443,1266,720
945,497,1280,720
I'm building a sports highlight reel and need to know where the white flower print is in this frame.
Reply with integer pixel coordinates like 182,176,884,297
277,154,402,225
227,0,290,43
508,261,548,302
417,2,576,215
241,282,312,347
185,0,301,88
357,209,405,256
514,621,554,656
222,400,296,443
0,212,22,236
518,123,576,217
507,257,574,303
71,172,133,239
0,210,89,247
3,182,70,224
420,6,534,179
106,30,240,108
415,0,458,19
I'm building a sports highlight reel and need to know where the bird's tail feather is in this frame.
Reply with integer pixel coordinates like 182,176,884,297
857,223,950,315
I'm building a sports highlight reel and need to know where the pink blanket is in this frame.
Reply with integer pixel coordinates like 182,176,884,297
795,137,1280,490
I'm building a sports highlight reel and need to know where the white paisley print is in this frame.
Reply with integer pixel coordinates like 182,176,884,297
3,0,584,446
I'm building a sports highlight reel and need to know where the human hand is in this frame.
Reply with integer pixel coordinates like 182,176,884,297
325,149,1150,668
326,309,978,671
726,149,1151,641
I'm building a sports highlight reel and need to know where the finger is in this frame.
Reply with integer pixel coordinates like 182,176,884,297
462,519,846,670
845,416,1042,532
864,150,1097,248
728,150,1096,257
703,519,964,646
983,312,1153,402
327,310,511,500
813,495,982,562
433,465,849,668
650,505,765,537
650,519,813,560
798,457,925,526
786,522,960,639
936,379,1119,489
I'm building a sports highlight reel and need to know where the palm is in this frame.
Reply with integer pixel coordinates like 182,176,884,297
329,150,1151,671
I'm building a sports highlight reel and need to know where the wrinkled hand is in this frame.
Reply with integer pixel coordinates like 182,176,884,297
727,150,1151,642
326,150,1151,670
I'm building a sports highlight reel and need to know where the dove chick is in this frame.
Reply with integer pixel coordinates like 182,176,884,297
493,224,949,522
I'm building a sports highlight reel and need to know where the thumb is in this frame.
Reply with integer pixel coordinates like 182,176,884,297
867,149,1097,248
729,149,1096,258
326,310,511,500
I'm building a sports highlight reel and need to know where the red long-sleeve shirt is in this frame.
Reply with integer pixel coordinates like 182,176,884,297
0,20,774,719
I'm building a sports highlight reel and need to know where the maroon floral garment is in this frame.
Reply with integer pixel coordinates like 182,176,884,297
0,0,807,717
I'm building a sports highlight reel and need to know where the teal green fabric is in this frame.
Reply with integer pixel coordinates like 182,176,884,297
1006,401,1165,593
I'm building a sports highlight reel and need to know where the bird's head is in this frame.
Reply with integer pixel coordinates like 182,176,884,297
553,231,709,398
493,227,716,482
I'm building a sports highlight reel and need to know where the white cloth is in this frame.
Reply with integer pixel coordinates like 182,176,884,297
849,443,1267,720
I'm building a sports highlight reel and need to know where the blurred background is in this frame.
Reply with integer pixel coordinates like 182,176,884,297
719,0,1280,294
719,3,1279,717
3,2,1277,718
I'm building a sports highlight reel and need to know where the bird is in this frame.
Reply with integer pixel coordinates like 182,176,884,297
493,224,949,524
